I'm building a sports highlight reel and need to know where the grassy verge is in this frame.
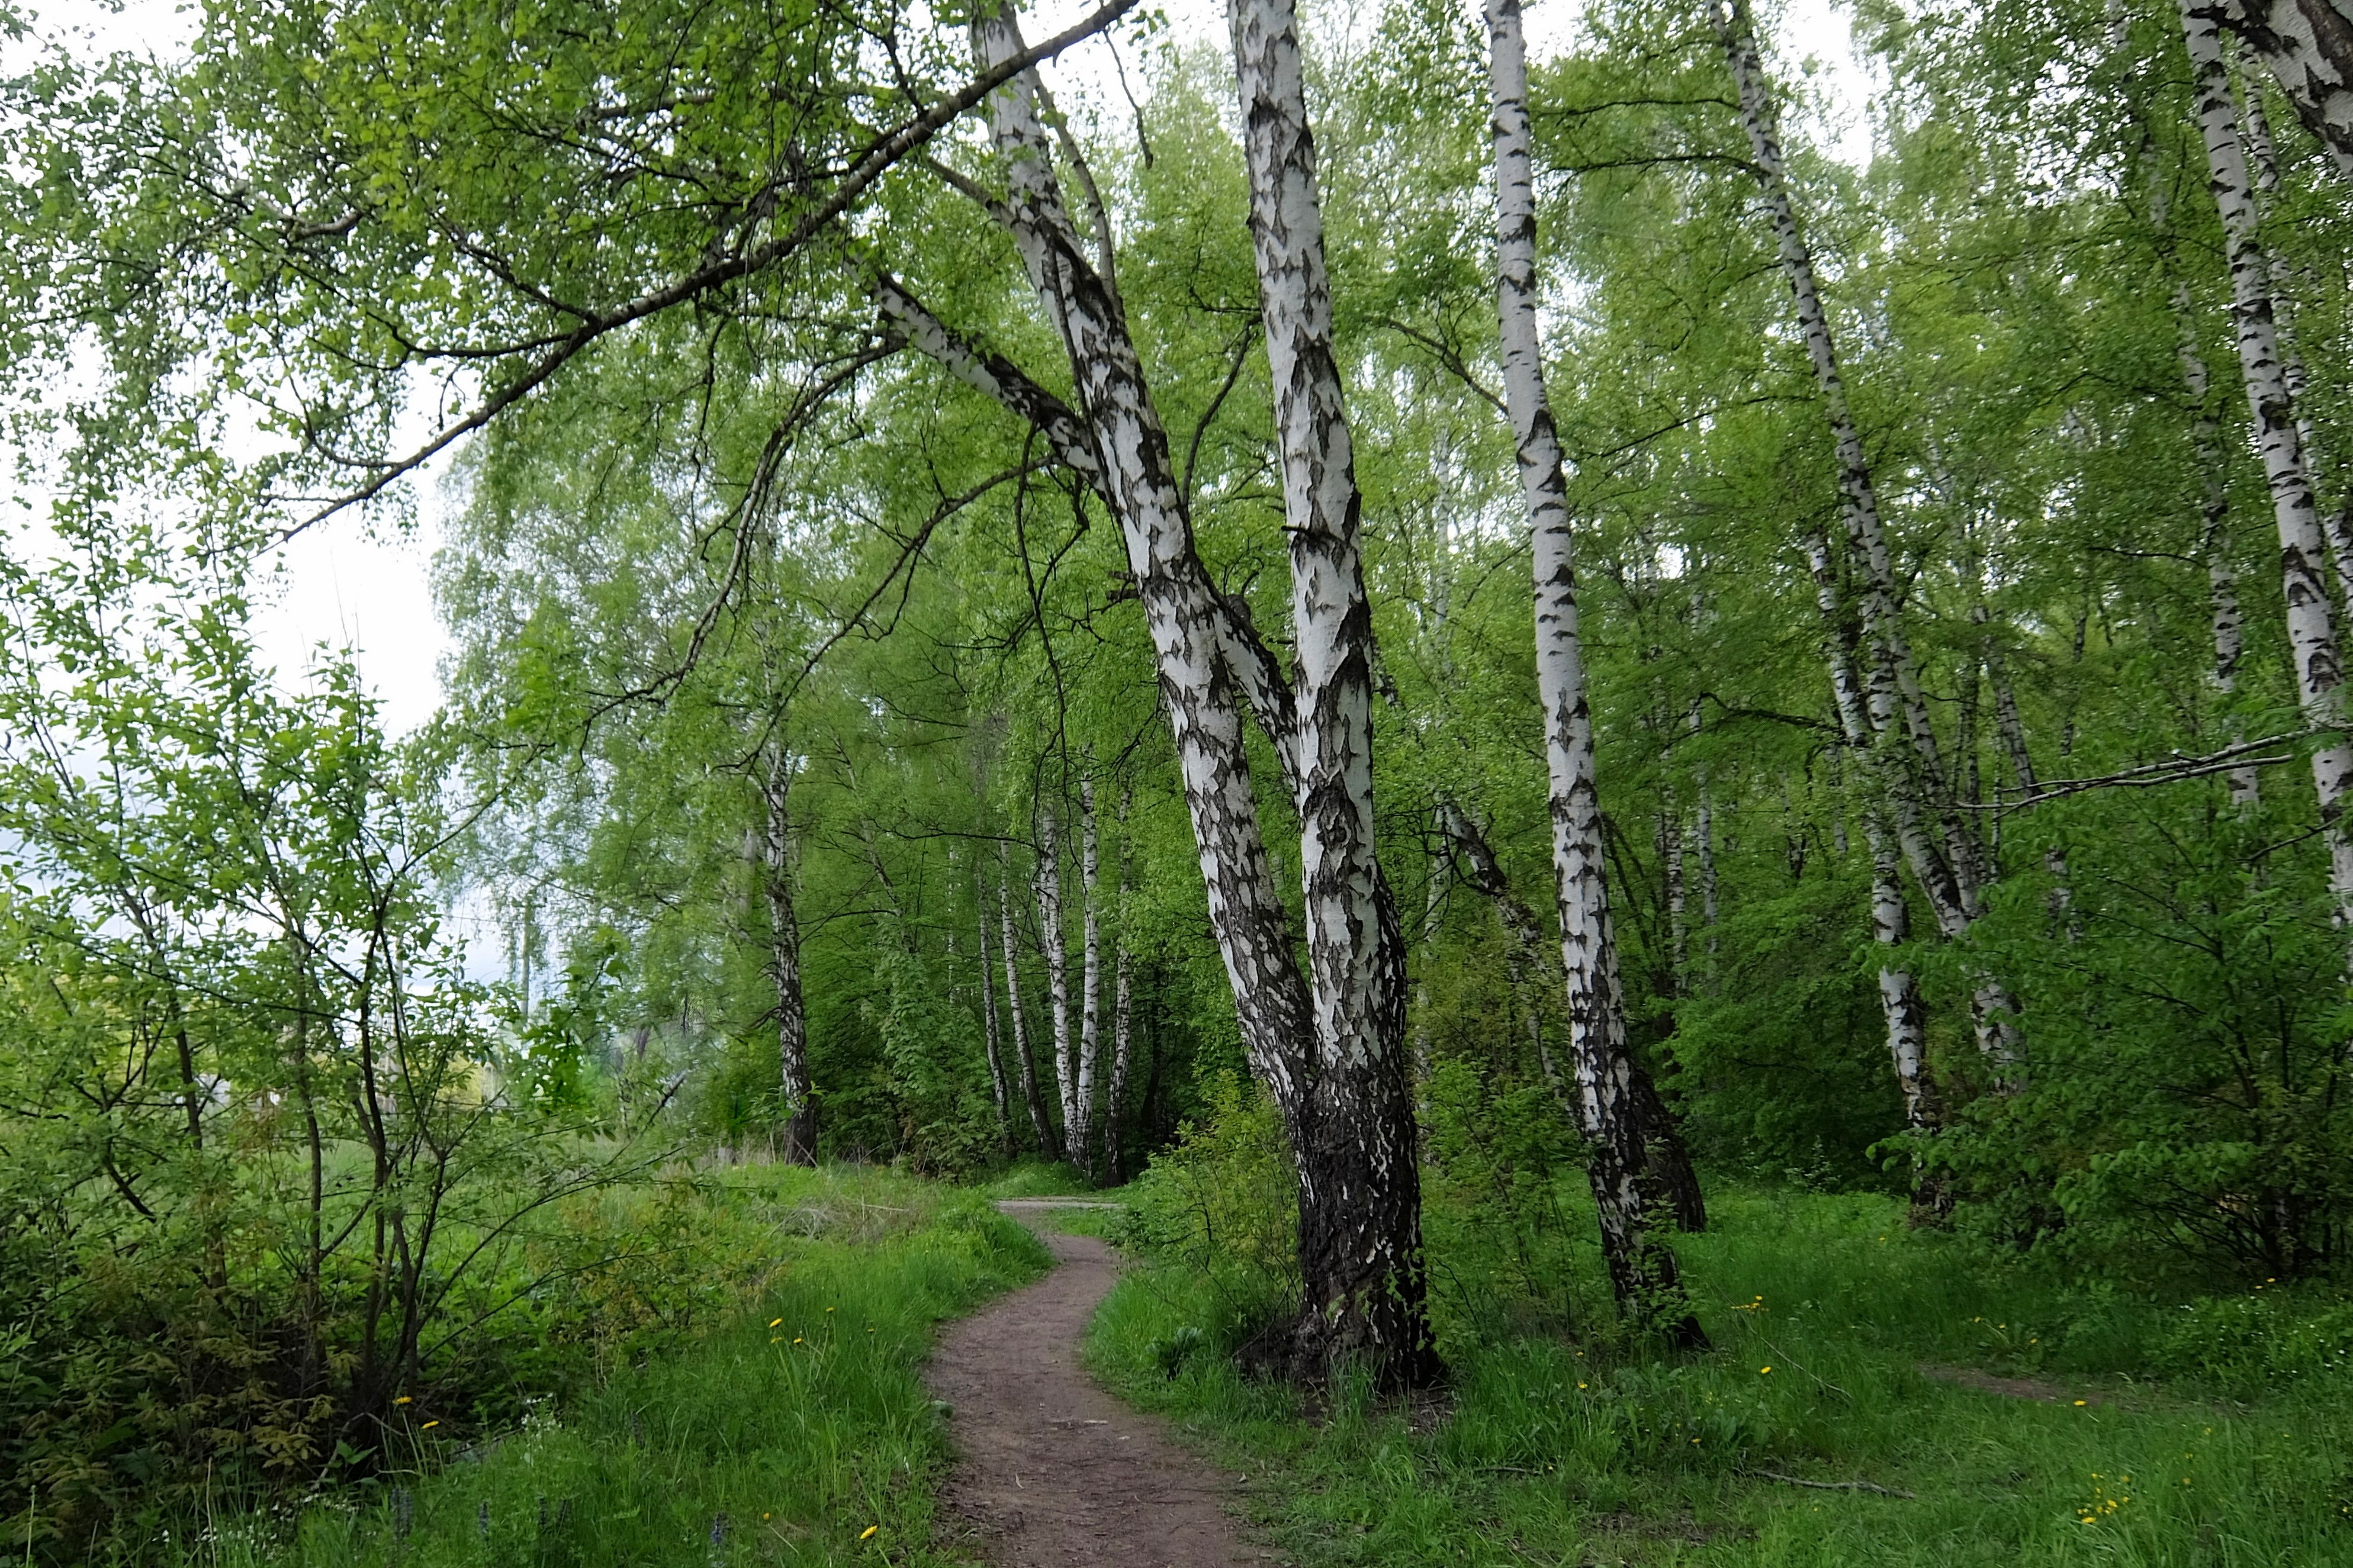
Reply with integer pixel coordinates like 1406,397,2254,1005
191,1163,1048,1568
1086,1187,2353,1566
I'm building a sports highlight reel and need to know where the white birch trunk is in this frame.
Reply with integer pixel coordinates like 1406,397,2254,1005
1034,801,1077,1150
2184,0,2353,923
1075,779,1103,1175
998,851,1059,1158
761,749,817,1165
1714,0,1977,941
1226,0,1436,1377
1104,788,1136,1183
975,880,1014,1160
1486,0,1701,1332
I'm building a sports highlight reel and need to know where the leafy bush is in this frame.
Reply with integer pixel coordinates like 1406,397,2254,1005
1117,1071,1298,1350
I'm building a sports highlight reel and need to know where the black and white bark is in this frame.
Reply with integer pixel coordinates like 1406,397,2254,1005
1075,778,1104,1174
998,848,1060,1158
2183,0,2353,922
761,746,817,1165
1104,787,1137,1183
1714,0,1979,941
2214,0,2353,177
1485,0,1704,1331
1034,800,1077,1150
1227,0,1438,1377
976,877,1015,1158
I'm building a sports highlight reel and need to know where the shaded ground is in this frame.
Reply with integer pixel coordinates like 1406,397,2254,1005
926,1202,1269,1568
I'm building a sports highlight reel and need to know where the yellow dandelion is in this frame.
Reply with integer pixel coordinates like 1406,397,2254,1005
422,1421,439,1429
794,1337,804,1344
770,1318,783,1328
860,1525,879,1540
1759,1366,1772,1374
393,1396,413,1405
2073,1399,2088,1407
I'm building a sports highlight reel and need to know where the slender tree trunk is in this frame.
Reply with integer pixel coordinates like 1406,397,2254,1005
1105,788,1137,1183
1715,0,1978,941
1228,0,1438,1379
1662,804,1689,983
1035,801,1077,1153
976,878,1014,1159
1076,778,1104,1176
2183,0,2353,927
998,851,1060,1158
761,749,817,1165
1481,0,1703,1336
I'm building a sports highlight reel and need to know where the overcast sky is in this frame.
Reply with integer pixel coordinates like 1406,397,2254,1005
31,0,1876,741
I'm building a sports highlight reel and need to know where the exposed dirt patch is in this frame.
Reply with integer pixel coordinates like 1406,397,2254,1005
1917,1363,2105,1405
927,1205,1271,1567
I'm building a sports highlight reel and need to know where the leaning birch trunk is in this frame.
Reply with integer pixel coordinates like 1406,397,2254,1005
761,749,818,1165
2217,0,2353,178
998,851,1060,1158
1228,0,1439,1378
1486,0,1702,1337
1812,536,1967,1136
1075,779,1104,1176
1034,801,1077,1151
976,880,1014,1158
1712,0,1978,938
2183,0,2353,928
1104,788,1136,1184
927,8,1431,1385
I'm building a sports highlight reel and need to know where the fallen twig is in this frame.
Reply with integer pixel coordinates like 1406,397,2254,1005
1748,1469,1914,1499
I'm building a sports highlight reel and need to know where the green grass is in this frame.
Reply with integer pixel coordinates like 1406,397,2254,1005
1085,1187,2353,1566
182,1163,1049,1568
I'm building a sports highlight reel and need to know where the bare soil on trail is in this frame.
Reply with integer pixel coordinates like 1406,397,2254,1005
927,1202,1271,1568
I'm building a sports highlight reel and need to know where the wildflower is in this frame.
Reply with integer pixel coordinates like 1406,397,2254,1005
770,1318,783,1328
861,1525,879,1540
794,1337,804,1344
2073,1400,2087,1407
422,1421,439,1429
1759,1366,1772,1375
1577,1382,1587,1390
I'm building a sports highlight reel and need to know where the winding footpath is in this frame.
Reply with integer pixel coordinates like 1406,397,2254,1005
925,1200,1269,1567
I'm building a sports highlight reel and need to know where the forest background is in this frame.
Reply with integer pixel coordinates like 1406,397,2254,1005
4,0,2353,1557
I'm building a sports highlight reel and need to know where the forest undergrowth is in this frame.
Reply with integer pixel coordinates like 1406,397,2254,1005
126,1163,1047,1568
1084,1097,2353,1567
1084,1200,2353,1566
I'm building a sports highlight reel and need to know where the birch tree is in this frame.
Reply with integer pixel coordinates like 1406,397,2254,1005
1484,0,1702,1336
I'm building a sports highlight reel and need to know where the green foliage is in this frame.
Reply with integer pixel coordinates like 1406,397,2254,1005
1117,1073,1300,1345
1418,1061,1594,1339
1927,799,2353,1282
139,1164,1050,1567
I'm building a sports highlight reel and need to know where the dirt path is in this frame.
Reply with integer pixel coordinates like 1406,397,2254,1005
926,1202,1269,1568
